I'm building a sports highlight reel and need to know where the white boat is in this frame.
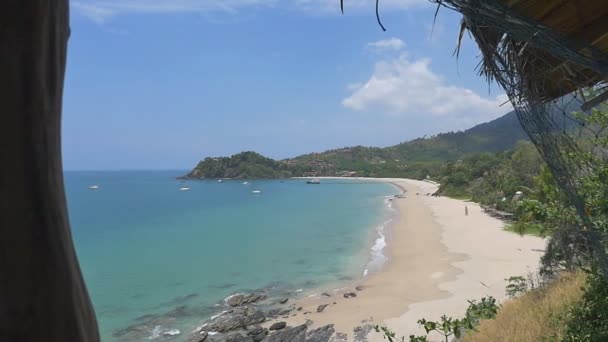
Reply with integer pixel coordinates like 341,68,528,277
242,181,249,185
88,185,99,190
179,187,191,191
251,190,262,194
218,179,224,183
306,179,321,184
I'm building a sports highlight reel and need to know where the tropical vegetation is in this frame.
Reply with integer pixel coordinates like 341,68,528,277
183,151,290,179
184,110,529,179
381,97,608,341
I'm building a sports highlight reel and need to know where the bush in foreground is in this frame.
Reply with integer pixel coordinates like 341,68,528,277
561,272,608,341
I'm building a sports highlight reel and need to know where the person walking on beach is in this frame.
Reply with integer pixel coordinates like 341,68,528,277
465,205,469,216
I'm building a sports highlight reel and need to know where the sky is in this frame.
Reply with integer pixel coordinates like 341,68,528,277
63,0,512,170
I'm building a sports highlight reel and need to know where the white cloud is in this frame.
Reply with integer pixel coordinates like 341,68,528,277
72,2,116,23
72,0,430,22
343,52,512,126
366,38,405,52
72,0,277,22
347,82,363,91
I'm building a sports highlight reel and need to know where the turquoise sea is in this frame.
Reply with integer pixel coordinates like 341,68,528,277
66,171,398,341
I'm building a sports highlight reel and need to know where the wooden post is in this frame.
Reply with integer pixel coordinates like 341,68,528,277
0,1,100,341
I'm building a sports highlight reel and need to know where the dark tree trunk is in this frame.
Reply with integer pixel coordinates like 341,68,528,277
0,1,100,341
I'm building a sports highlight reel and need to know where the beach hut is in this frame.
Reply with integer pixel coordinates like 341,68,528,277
1,1,607,341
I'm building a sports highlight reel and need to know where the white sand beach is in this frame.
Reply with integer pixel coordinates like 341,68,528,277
273,178,546,341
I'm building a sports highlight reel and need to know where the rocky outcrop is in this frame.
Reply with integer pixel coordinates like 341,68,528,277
353,325,373,341
200,306,265,333
266,324,307,342
227,293,268,307
306,324,335,342
188,331,208,342
192,314,347,342
248,326,268,342
225,333,254,342
191,289,375,342
330,332,348,342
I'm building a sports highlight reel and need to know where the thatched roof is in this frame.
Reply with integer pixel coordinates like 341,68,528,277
432,0,608,105
429,0,608,279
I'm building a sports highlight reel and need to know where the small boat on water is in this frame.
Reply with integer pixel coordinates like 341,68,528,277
218,179,224,183
251,190,262,194
179,187,191,191
242,181,249,185
306,179,321,184
88,185,99,190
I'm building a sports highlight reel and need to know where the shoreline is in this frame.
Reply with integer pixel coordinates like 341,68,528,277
261,178,461,336
261,177,546,341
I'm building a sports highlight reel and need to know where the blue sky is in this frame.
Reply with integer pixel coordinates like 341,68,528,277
63,0,511,170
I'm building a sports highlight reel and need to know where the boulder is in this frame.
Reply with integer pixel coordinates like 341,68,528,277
269,322,287,331
355,286,364,291
279,298,289,304
305,324,334,342
343,293,357,298
321,292,331,297
266,324,308,342
247,326,268,342
316,304,329,313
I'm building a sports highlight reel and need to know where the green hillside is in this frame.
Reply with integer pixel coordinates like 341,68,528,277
184,110,530,179
390,110,530,160
280,110,529,178
183,151,290,179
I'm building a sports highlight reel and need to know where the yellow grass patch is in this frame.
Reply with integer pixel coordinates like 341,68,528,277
465,273,585,342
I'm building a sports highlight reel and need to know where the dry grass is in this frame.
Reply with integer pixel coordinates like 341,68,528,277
465,272,585,342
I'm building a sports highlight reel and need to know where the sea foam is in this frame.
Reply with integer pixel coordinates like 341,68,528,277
363,196,396,276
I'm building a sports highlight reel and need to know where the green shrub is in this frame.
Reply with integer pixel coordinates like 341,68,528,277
376,297,498,342
562,273,608,341
505,276,528,298
464,297,499,327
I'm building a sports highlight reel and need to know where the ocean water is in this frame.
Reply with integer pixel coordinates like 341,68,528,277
65,171,398,341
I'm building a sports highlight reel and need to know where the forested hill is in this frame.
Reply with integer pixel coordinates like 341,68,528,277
183,151,290,179
376,109,529,162
184,110,530,179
